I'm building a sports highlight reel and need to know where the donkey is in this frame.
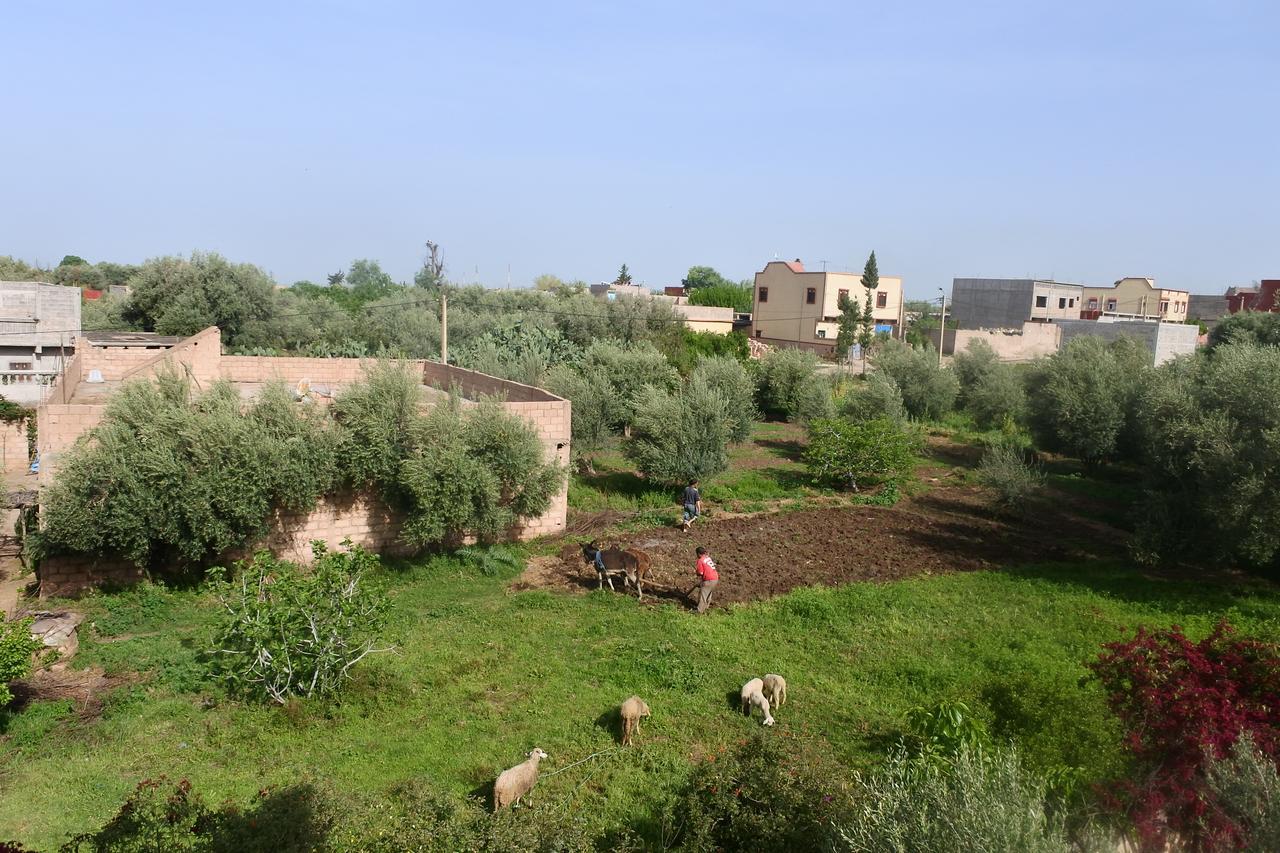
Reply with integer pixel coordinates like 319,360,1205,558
581,542,652,602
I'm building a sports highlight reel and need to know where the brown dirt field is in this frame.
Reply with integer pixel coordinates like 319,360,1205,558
520,479,1128,609
7,667,138,720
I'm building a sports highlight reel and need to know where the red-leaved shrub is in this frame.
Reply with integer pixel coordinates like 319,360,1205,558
1090,621,1280,851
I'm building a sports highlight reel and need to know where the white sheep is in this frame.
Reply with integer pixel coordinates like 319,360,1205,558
493,747,549,811
762,673,787,708
740,678,775,726
620,695,651,746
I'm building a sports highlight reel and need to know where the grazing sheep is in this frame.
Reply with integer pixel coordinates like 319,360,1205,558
740,677,775,726
762,674,787,708
620,695,651,746
493,748,549,812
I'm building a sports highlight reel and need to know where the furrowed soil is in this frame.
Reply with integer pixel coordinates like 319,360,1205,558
524,473,1128,608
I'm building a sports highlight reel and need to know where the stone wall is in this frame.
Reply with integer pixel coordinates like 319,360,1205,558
38,553,146,598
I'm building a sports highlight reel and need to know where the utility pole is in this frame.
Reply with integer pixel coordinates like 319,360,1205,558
937,287,947,367
440,290,448,364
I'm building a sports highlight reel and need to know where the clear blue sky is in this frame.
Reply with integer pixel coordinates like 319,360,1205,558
3,1,1276,297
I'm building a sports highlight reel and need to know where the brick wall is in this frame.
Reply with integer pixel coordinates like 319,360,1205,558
78,342,168,381
505,398,571,538
39,553,146,598
121,326,222,384
250,492,418,564
0,419,30,479
36,403,107,487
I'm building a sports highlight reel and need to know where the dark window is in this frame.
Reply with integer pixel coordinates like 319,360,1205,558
1068,298,1075,308
1106,299,1117,311
758,287,768,303
1088,298,1098,309
1058,297,1067,309
1035,295,1048,308
876,292,887,308
8,362,31,371
806,288,816,305
755,329,762,338
837,288,849,305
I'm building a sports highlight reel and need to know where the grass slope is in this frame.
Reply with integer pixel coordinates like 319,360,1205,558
3,553,1279,847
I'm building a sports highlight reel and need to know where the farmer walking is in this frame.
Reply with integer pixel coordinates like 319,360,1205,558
694,546,718,614
681,479,702,532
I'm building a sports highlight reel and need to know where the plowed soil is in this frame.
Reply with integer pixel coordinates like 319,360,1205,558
518,478,1126,609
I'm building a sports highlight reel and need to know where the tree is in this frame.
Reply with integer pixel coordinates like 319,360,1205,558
756,348,833,422
327,270,346,287
546,364,615,473
0,256,50,282
615,264,632,286
952,339,1000,403
533,273,565,292
414,240,445,289
58,254,88,267
122,252,278,346
687,282,752,313
625,376,731,485
804,417,915,491
858,251,879,352
873,340,959,420
1208,311,1280,350
683,265,732,290
691,356,756,443
966,365,1028,429
835,290,861,358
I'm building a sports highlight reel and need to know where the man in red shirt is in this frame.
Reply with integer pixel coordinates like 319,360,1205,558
694,546,718,614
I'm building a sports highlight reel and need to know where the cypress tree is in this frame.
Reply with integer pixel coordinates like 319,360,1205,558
858,251,879,351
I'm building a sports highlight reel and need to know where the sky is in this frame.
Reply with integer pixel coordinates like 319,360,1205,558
3,1,1277,298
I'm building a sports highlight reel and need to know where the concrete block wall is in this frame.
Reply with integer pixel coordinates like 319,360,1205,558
1056,319,1198,366
78,343,168,381
220,355,430,386
505,398,572,538
0,420,30,479
36,403,107,487
935,322,1061,360
39,553,145,598
249,492,418,565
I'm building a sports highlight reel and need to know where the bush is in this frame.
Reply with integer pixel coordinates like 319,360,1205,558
805,417,915,491
1133,343,1280,572
872,340,958,420
839,372,907,424
1090,621,1280,850
977,439,1044,511
661,734,852,852
0,617,39,707
62,776,331,852
756,348,825,421
690,356,756,442
687,281,753,313
582,341,679,433
966,364,1028,429
952,338,1000,403
1205,734,1280,852
1208,311,1280,350
207,543,391,704
1027,336,1149,466
663,330,750,375
834,744,1079,853
122,251,276,346
545,364,615,469
37,374,339,570
625,377,730,485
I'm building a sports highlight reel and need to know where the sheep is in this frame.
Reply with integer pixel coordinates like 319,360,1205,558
740,678,775,726
620,695,651,746
762,673,787,708
493,747,549,812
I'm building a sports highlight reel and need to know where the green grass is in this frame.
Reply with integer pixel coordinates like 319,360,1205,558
3,552,1279,847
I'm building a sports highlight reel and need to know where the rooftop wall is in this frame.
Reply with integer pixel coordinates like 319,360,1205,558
1055,319,1198,366
0,282,81,348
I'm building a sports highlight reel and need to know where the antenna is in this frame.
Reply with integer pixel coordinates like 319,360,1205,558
820,260,828,272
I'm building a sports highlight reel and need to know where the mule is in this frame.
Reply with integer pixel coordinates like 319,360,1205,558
581,542,652,601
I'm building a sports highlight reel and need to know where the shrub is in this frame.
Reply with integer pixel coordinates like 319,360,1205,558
332,362,425,497
1133,343,1280,572
661,734,852,852
1205,734,1280,852
977,439,1044,511
545,363,615,470
966,364,1028,429
1089,622,1280,850
398,401,563,547
62,776,331,852
662,330,750,375
582,341,680,433
839,372,907,424
122,251,276,346
690,356,756,442
36,374,339,570
804,417,915,491
687,281,753,313
1027,336,1149,466
834,744,1078,853
207,543,391,704
756,348,823,421
1208,311,1280,350
0,617,40,707
872,340,958,420
625,377,730,485
952,338,1000,402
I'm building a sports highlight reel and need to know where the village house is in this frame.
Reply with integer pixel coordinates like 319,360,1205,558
0,280,81,404
949,278,1086,329
35,327,571,596
1081,277,1190,322
751,259,905,353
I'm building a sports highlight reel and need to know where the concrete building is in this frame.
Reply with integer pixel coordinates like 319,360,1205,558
1226,280,1280,314
588,283,650,300
1187,293,1229,327
1081,277,1189,322
949,279,1085,329
1055,318,1198,366
751,259,904,353
672,303,737,335
0,281,82,404
36,327,571,596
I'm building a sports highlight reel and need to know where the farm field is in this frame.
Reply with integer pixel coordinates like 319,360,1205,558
2,426,1278,848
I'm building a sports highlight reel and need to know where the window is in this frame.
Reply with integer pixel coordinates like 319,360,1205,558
876,292,887,308
1106,299,1117,312
806,288,816,305
755,330,762,338
1087,298,1098,310
1035,295,1048,308
1068,298,1076,308
8,362,31,371
1160,300,1169,313
816,329,826,339
837,288,849,305
1058,297,1067,309
758,287,768,303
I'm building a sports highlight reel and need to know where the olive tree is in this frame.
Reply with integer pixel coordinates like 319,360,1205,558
123,251,276,345
625,376,731,485
873,340,958,420
691,356,757,442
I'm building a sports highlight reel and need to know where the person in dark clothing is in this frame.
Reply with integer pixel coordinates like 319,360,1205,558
681,479,701,531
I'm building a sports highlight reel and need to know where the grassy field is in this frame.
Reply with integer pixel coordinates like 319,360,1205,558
3,547,1280,847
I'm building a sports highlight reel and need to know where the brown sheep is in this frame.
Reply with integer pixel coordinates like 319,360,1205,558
620,695,651,745
493,748,548,811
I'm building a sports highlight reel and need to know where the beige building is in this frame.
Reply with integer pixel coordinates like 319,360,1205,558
1082,277,1189,322
672,303,737,334
751,260,904,352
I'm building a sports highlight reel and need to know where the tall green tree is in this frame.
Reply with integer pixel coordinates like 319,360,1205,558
122,252,277,345
858,251,879,351
615,264,632,286
835,291,861,358
683,265,732,290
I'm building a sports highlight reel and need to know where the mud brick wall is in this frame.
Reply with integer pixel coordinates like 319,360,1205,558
39,553,146,598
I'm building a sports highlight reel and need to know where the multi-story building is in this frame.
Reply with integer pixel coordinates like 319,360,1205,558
949,278,1085,329
751,259,904,352
0,281,81,404
1081,277,1189,322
